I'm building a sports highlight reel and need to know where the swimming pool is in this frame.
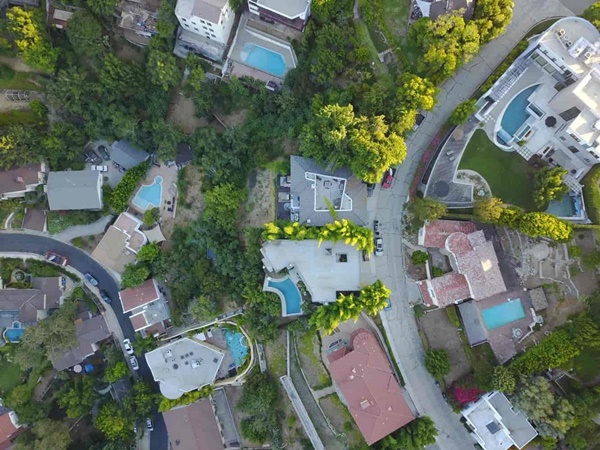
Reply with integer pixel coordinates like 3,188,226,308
482,299,526,330
223,328,248,368
267,277,302,316
241,43,286,77
3,321,24,343
546,195,574,217
499,85,539,137
132,176,163,211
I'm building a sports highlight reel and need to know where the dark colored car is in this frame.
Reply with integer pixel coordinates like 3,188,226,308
84,273,98,287
382,170,394,189
46,251,68,267
97,145,110,161
366,183,375,197
100,290,112,304
374,220,380,236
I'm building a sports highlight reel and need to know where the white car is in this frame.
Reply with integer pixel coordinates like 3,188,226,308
123,338,134,355
91,165,108,172
375,237,384,256
129,355,139,371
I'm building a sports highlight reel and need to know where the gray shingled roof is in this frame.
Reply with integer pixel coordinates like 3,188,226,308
290,156,368,226
458,301,488,346
46,171,102,211
110,141,149,170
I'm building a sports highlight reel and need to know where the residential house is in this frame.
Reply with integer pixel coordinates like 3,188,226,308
91,212,147,274
119,278,170,335
475,17,600,191
416,220,507,308
0,163,45,200
110,140,150,170
0,408,23,450
289,156,368,226
328,329,414,445
145,337,224,399
461,391,538,450
51,313,112,371
175,0,235,44
46,170,103,211
261,240,361,307
47,1,76,28
173,143,194,169
117,0,159,46
247,0,311,31
418,0,474,20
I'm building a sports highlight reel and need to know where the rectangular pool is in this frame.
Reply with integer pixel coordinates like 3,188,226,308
241,43,286,77
482,299,526,330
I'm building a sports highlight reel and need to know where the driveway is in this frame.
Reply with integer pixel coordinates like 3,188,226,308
0,232,167,450
373,1,580,448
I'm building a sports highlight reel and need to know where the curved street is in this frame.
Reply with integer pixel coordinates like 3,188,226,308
0,232,168,450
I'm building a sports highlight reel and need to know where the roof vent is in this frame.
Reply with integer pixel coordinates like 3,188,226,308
15,176,24,183
360,399,370,410
192,359,201,368
172,363,179,370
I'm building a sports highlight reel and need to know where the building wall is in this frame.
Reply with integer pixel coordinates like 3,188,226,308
176,2,235,44
247,0,309,30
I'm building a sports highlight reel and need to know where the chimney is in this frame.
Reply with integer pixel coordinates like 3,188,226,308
16,176,24,183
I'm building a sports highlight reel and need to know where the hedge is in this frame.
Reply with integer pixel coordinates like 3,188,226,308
581,164,600,225
109,163,149,213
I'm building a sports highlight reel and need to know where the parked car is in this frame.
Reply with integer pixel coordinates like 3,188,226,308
129,355,139,371
382,170,394,189
97,145,110,160
84,150,102,165
412,113,425,131
145,418,154,432
84,273,98,287
45,251,68,267
383,298,391,311
123,338,134,355
373,220,380,236
100,290,112,304
375,237,384,256
91,165,108,172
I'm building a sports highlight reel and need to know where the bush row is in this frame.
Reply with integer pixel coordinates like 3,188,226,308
109,163,149,213
581,164,600,225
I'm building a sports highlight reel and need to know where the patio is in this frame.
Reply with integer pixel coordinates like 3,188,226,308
130,163,178,221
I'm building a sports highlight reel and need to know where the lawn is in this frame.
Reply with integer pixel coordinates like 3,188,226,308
0,359,22,394
382,0,410,39
355,20,387,75
0,64,43,91
573,346,600,383
459,129,537,211
0,109,41,127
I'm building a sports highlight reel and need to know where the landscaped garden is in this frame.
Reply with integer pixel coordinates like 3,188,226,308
0,357,22,394
459,129,537,211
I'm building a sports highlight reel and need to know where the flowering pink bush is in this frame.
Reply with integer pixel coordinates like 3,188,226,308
448,385,483,406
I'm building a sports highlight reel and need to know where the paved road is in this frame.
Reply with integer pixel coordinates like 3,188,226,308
374,2,587,449
0,233,168,450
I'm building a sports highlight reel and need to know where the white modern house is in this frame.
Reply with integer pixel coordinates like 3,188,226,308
476,17,600,186
247,0,311,31
462,391,538,450
175,0,235,44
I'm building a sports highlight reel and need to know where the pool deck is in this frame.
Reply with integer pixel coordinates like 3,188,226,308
263,274,303,317
226,13,297,83
130,163,178,221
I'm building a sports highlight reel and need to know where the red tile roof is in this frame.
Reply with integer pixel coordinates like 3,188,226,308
420,274,471,307
130,313,149,331
329,329,414,445
422,220,476,248
0,413,19,450
0,164,43,196
119,279,159,312
163,399,223,450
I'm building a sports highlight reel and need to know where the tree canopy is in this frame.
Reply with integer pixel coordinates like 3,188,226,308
95,400,134,441
424,349,450,379
66,10,104,57
379,416,438,450
407,197,447,228
237,373,280,443
533,167,569,208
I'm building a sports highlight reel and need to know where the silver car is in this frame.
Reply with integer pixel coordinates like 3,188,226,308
375,237,383,256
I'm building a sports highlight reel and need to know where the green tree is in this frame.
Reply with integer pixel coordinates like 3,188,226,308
396,73,438,111
87,0,119,16
41,122,88,170
147,48,180,91
513,376,576,438
109,163,148,213
237,373,279,443
203,183,247,233
57,376,97,418
518,212,573,242
133,334,158,356
491,366,516,393
185,55,206,92
300,103,406,183
142,207,160,226
411,250,429,265
584,2,600,30
474,0,514,44
380,416,438,450
125,381,158,419
408,197,447,227
66,10,104,57
137,242,161,263
14,419,71,450
449,99,477,125
424,349,450,379
95,400,134,441
474,196,505,223
105,361,129,383
533,167,569,208
189,295,219,322
121,263,151,288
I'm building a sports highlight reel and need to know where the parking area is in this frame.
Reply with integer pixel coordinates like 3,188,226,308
85,140,126,188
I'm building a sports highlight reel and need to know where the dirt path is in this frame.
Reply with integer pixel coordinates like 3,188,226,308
241,169,275,228
0,56,35,73
167,92,210,134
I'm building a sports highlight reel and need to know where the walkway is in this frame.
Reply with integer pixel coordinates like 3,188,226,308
52,215,114,242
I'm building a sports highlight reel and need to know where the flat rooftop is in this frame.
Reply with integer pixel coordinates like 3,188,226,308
261,240,361,303
145,337,224,399
256,0,309,18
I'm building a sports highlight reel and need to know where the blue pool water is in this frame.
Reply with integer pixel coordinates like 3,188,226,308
241,43,286,77
4,321,24,342
500,85,539,137
482,299,526,330
132,176,163,211
268,277,302,315
223,329,248,368
546,195,575,217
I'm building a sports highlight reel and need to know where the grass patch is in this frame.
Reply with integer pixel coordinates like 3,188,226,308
573,346,600,383
10,208,24,228
382,0,410,38
265,335,287,378
262,158,290,175
459,130,537,211
47,210,104,235
355,21,387,75
0,109,41,127
446,305,461,327
467,343,496,390
296,331,331,390
0,358,22,394
0,64,43,91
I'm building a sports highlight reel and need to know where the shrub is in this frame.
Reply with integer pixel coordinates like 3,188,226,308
411,250,429,265
582,164,600,225
449,99,477,125
109,163,148,213
158,385,213,412
518,212,573,242
568,245,583,258
424,349,450,379
432,266,444,277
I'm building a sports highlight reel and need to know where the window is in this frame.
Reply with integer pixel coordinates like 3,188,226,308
194,27,199,31
200,19,205,24
559,136,566,141
203,25,208,30
211,33,216,38
570,133,581,143
336,254,348,263
559,106,581,121
181,17,187,21
205,33,210,38
568,146,579,153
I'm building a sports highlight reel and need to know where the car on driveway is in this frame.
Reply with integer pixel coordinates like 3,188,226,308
84,273,98,287
45,251,68,267
145,418,154,432
97,145,110,160
100,290,112,304
129,355,139,371
373,220,380,236
91,165,108,172
375,237,383,256
382,170,394,189
123,338,134,355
